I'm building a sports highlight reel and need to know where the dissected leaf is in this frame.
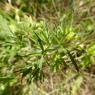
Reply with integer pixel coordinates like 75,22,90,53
67,49,79,72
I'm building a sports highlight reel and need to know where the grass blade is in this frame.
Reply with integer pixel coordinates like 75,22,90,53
34,32,44,53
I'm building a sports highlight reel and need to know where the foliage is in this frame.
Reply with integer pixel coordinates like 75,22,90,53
0,0,95,95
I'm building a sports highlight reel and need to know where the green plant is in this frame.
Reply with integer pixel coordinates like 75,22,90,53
0,0,95,95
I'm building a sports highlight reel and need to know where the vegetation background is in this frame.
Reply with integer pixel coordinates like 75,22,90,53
0,0,95,95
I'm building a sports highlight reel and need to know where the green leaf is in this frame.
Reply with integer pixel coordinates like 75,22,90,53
21,66,32,77
2,83,11,95
0,77,14,82
34,32,44,53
